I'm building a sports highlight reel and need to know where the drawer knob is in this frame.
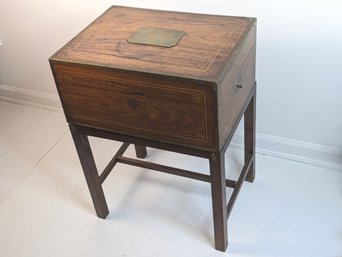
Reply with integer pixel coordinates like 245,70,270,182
235,84,243,94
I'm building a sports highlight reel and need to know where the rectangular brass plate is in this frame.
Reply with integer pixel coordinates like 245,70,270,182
127,28,185,47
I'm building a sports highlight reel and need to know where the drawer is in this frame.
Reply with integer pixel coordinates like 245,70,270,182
52,64,217,150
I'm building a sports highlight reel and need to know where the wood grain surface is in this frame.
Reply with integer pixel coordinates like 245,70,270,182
49,7,257,251
50,6,255,82
52,63,217,150
50,6,256,152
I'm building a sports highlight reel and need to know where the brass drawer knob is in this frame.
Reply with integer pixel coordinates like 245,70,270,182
235,84,243,94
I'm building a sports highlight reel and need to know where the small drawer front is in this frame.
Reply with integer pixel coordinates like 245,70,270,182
52,64,216,150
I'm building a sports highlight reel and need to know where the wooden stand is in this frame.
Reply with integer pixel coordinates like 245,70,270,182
50,6,257,251
69,84,256,252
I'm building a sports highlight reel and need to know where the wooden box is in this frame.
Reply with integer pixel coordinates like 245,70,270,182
50,6,256,152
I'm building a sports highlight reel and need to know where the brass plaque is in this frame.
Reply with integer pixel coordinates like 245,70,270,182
128,28,185,47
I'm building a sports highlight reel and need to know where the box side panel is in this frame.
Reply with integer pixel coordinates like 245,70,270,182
218,23,256,150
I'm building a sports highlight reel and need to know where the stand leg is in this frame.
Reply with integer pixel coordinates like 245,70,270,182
244,89,256,182
69,124,109,219
134,145,147,158
210,152,228,252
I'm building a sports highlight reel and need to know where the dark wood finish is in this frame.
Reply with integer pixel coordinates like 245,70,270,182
218,35,256,150
210,152,228,251
77,124,212,159
220,83,257,155
117,155,235,188
50,6,254,82
69,117,254,251
99,142,129,184
134,145,147,159
244,88,256,182
69,124,109,218
227,154,253,219
51,64,216,150
118,156,211,183
49,6,257,252
50,6,256,153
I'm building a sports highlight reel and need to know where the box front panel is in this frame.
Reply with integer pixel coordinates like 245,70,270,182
52,64,217,150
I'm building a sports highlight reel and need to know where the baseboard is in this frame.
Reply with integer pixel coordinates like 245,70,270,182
231,129,342,170
0,84,62,112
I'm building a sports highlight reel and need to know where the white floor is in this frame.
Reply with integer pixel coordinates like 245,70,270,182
0,100,341,257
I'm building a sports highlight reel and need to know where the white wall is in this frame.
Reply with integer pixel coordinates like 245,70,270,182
1,0,342,151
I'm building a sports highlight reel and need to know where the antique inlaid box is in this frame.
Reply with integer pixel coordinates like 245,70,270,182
49,6,257,252
50,6,256,153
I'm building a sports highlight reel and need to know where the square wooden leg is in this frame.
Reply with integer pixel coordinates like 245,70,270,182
69,124,109,219
134,145,147,158
209,152,228,252
244,89,256,182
